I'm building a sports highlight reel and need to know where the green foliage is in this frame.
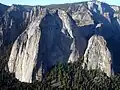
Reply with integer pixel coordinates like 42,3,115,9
0,46,120,90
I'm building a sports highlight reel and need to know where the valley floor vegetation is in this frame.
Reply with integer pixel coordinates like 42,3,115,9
0,45,120,90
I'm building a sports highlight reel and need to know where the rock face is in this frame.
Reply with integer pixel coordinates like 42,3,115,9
71,3,94,26
83,35,112,77
8,15,44,83
0,1,119,83
8,9,87,83
0,4,44,47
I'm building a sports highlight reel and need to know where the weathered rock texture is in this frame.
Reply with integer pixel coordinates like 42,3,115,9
0,1,119,83
8,9,87,83
8,17,43,83
82,35,112,77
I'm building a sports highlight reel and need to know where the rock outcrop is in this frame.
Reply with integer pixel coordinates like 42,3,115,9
71,3,94,26
0,5,44,47
82,35,112,77
0,1,119,83
8,9,87,83
8,15,44,83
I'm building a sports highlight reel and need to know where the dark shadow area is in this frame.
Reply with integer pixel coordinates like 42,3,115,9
32,10,73,81
107,38,120,73
0,3,9,17
88,2,120,74
1,5,31,46
78,24,95,40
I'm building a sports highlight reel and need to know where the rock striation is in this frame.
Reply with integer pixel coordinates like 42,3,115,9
82,35,112,77
8,9,86,83
0,1,118,83
8,15,44,83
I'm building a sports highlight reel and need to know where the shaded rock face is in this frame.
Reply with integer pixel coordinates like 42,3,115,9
0,1,119,83
0,4,9,47
8,9,87,83
1,5,28,46
0,5,44,47
0,3,9,17
83,35,112,77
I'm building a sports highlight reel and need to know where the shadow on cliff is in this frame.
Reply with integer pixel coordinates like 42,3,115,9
32,10,74,81
81,2,120,74
32,2,120,81
99,3,120,74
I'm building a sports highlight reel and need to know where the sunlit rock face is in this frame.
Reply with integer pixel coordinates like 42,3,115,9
83,35,112,77
71,3,94,26
8,9,86,83
2,0,120,83
8,14,44,83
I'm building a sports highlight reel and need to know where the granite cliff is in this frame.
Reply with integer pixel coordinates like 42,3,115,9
0,1,119,83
